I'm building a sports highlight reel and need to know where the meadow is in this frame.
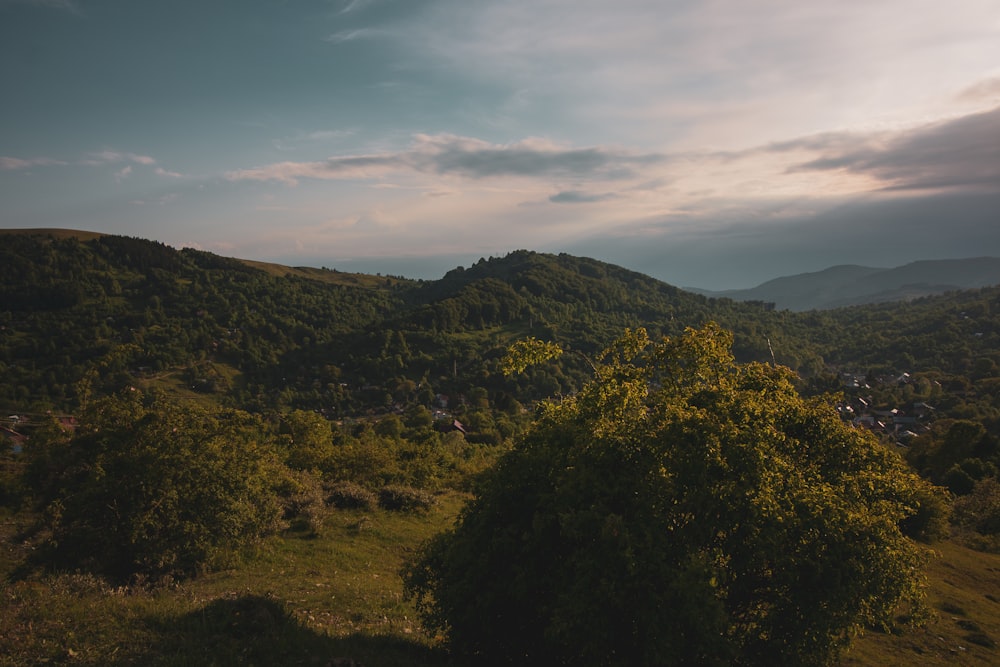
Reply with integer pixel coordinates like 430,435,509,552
3,497,1000,666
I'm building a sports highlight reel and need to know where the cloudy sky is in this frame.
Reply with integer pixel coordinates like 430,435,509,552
2,0,999,289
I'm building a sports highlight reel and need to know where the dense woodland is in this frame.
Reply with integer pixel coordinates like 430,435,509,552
2,229,1000,664
3,230,1000,514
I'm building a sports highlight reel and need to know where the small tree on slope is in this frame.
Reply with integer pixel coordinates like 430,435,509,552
404,324,942,666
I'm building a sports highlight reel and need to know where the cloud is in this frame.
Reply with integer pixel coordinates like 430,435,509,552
324,28,381,43
83,150,156,166
334,0,370,16
423,188,457,198
957,76,1000,103
2,149,187,187
401,0,1000,152
225,156,401,185
225,133,665,185
793,105,1000,192
549,190,617,204
415,134,662,179
0,156,68,170
2,150,169,173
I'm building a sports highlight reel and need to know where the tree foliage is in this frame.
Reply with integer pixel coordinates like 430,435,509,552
404,324,939,666
32,390,283,581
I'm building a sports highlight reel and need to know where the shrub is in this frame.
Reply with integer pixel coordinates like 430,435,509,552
325,481,376,510
275,469,327,535
953,477,1000,546
377,485,435,512
898,482,951,542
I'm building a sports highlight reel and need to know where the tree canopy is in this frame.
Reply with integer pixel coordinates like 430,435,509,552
404,324,942,666
29,390,284,581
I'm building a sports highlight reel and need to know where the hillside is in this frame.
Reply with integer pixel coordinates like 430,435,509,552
2,229,1000,419
0,231,802,417
692,257,1000,311
3,229,1000,665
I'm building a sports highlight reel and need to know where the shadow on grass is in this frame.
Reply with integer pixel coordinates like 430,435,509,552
109,594,457,667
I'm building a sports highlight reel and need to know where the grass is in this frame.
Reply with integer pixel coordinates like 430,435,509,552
0,496,466,666
4,496,1000,666
238,259,411,290
133,360,244,409
842,538,1000,666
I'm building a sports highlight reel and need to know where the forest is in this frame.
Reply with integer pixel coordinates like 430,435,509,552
2,229,1000,665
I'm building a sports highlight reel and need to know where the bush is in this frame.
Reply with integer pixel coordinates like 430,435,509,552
953,477,1000,546
898,482,951,543
275,469,327,535
377,485,436,512
325,481,376,510
31,390,283,581
405,326,935,666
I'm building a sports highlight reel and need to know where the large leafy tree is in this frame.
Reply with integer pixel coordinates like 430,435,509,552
404,324,941,666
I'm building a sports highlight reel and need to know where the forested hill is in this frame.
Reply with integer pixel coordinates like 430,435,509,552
0,231,783,415
2,229,1000,426
398,250,719,347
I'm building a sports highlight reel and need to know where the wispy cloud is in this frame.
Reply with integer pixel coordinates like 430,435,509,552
226,134,665,185
324,28,381,44
334,0,369,16
549,190,618,204
82,150,156,166
0,156,68,170
419,135,662,179
3,151,160,170
226,156,400,185
2,149,186,180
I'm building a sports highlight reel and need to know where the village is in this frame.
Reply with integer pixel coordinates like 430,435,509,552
836,371,936,448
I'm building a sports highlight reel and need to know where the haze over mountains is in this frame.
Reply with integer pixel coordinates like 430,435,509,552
688,257,1000,311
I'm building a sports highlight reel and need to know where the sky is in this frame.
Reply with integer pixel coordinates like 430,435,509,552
1,0,999,290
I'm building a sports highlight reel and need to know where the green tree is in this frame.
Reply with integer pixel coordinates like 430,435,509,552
34,390,282,581
280,409,336,471
404,325,938,666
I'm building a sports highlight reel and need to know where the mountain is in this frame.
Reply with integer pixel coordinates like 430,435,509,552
0,232,775,415
689,257,1000,311
4,228,1000,420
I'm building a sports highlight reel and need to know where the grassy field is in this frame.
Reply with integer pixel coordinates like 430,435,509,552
844,539,1000,666
3,496,999,666
0,497,465,666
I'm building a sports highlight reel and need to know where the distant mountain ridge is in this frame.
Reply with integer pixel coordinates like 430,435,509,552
689,257,1000,311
